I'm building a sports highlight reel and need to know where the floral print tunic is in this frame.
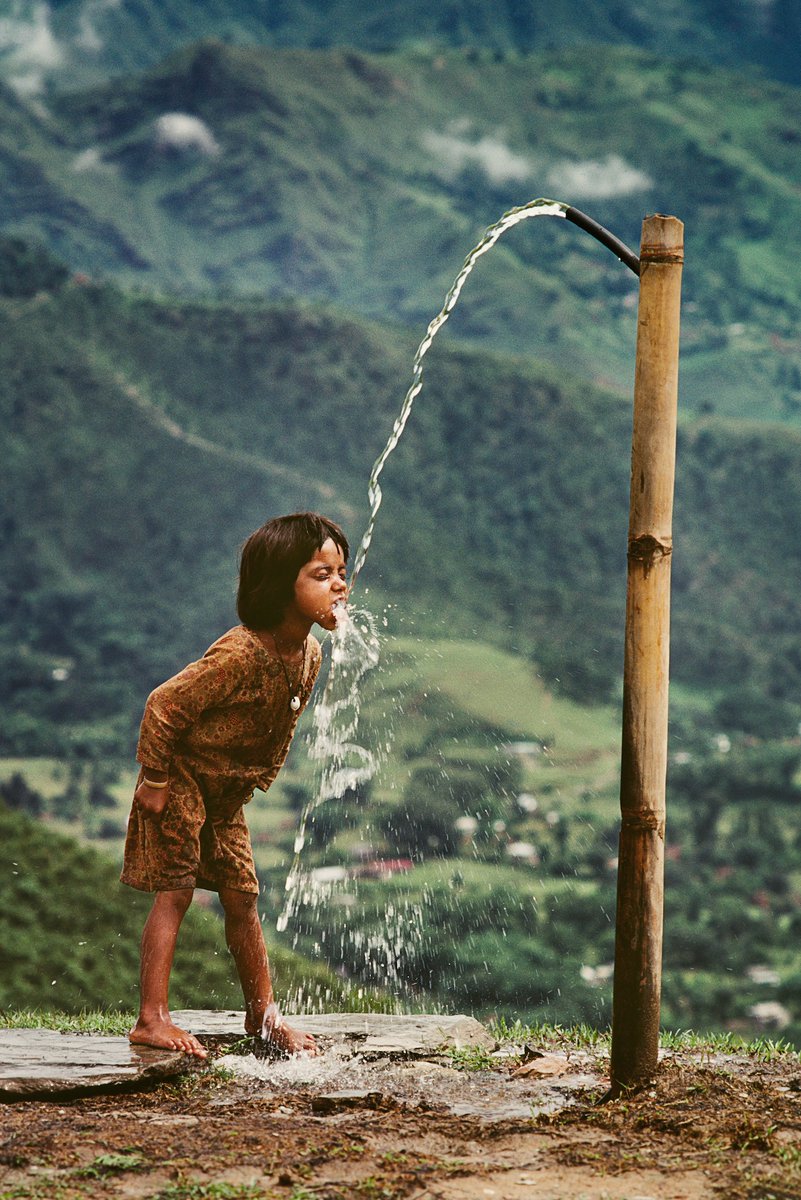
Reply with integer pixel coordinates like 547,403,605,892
121,625,322,894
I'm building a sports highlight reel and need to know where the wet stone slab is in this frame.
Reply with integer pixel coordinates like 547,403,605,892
0,1013,493,1101
216,1042,605,1122
0,1017,605,1119
172,1009,495,1058
0,1029,195,1099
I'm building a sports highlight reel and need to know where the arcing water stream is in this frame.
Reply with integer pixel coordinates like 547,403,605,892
348,198,570,590
277,197,627,1011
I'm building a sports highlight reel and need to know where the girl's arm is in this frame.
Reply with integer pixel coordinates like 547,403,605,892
135,770,170,818
137,633,246,774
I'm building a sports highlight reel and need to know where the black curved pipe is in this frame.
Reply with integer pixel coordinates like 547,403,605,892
564,206,640,277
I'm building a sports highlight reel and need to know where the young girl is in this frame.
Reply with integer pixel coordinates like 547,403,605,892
121,512,349,1059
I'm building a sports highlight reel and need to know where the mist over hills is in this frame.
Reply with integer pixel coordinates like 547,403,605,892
1,39,801,421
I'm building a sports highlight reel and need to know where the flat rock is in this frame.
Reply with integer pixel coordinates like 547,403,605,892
510,1053,572,1079
172,1010,494,1057
0,1029,196,1099
0,1013,495,1100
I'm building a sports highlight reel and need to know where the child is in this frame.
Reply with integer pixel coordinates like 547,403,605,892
121,512,349,1059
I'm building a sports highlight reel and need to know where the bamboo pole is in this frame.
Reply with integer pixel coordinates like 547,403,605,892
610,214,683,1094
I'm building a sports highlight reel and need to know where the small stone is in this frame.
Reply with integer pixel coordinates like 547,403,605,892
511,1054,571,1079
397,1061,460,1079
490,1045,525,1060
311,1090,385,1113
149,1115,200,1126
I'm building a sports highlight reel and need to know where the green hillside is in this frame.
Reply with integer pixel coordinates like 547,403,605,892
4,252,801,760
8,0,801,88
1,43,801,417
0,803,342,1012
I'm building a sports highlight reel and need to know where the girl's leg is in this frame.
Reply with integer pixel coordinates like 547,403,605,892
129,888,207,1058
218,886,317,1055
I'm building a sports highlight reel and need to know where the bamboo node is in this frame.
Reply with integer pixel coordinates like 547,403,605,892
628,533,672,568
621,809,665,837
639,247,684,265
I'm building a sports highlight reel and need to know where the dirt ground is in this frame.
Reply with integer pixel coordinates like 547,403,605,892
2,1047,801,1200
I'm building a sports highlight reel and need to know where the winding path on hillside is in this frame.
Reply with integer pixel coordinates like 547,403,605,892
88,341,356,520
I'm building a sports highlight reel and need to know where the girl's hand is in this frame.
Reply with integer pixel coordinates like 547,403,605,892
135,780,170,818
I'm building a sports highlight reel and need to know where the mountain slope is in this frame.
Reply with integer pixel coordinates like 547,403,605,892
1,43,800,419
5,259,801,755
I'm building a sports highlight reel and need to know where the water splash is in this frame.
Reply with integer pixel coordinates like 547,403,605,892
277,602,381,935
309,603,381,804
277,605,426,1003
217,1041,604,1120
349,197,568,590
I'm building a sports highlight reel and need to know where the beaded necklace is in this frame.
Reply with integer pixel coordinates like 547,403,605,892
270,632,307,712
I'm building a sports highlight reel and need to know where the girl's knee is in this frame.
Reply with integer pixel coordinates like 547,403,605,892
219,887,258,921
154,887,194,916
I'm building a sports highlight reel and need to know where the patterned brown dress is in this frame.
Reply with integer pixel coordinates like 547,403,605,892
121,625,322,895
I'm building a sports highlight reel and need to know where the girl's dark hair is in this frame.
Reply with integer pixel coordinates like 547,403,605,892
237,512,349,629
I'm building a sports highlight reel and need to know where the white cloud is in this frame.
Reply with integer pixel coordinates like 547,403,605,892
546,155,653,200
71,146,114,172
0,0,63,95
422,127,532,186
154,113,220,157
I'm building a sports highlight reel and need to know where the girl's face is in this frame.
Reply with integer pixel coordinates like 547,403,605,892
291,538,349,630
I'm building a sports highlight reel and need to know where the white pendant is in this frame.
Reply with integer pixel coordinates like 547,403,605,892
290,695,301,712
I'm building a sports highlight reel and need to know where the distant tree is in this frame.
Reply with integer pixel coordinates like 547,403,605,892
0,773,44,817
0,238,68,298
713,687,800,740
380,770,461,859
669,743,801,860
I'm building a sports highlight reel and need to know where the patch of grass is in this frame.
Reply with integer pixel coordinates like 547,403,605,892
153,1184,267,1200
490,1015,611,1050
446,1044,495,1072
0,1186,98,1200
772,1143,801,1167
490,1017,801,1063
209,1062,238,1083
0,1009,135,1035
76,1152,146,1178
348,1180,399,1200
659,1028,801,1061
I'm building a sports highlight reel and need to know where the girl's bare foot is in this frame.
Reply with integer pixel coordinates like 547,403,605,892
129,1016,208,1059
245,1003,317,1056
265,1019,317,1056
